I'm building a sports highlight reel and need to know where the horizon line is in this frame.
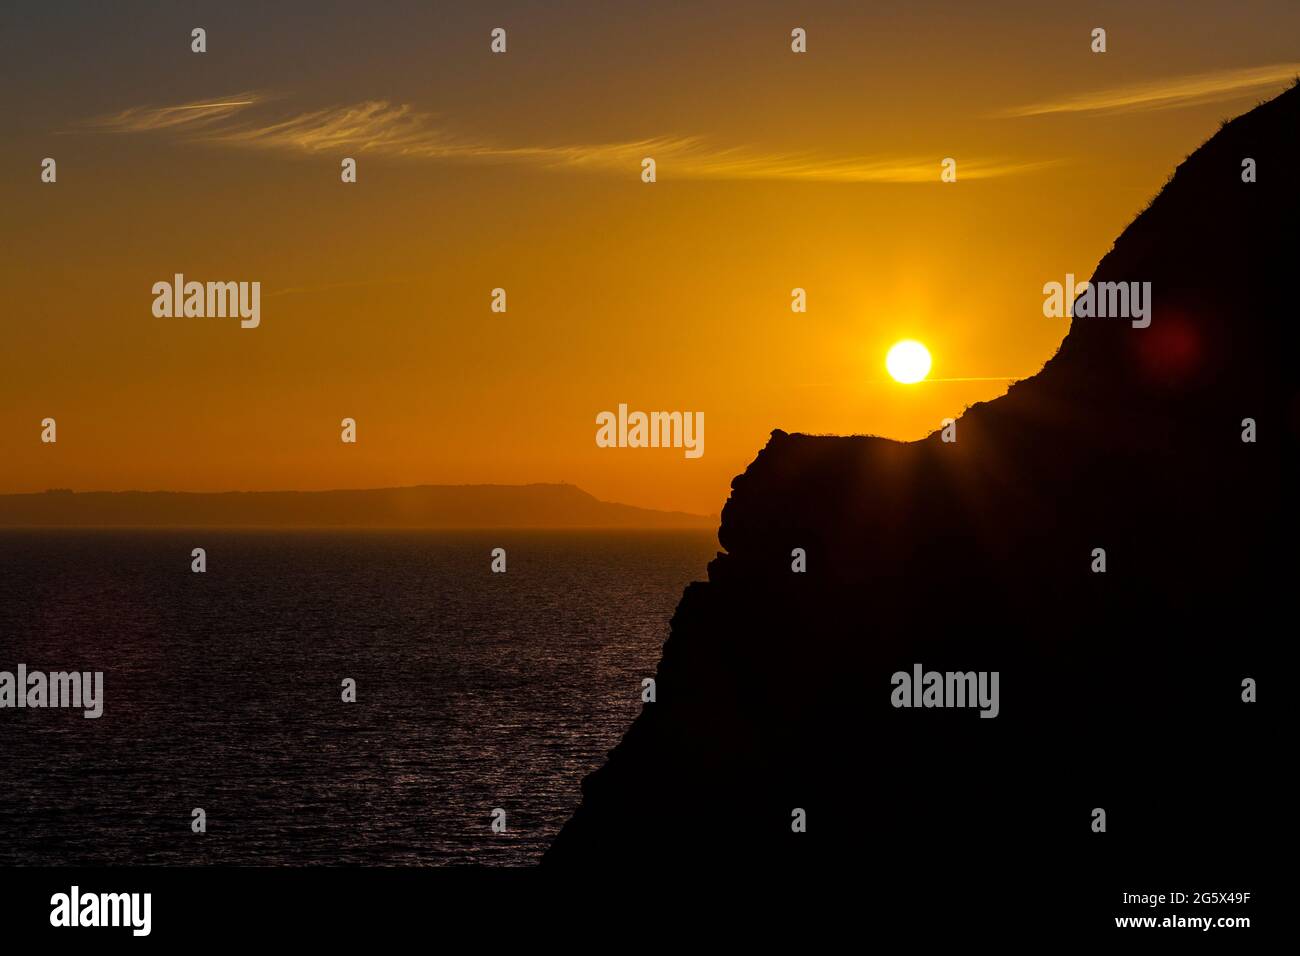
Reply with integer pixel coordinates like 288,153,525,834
0,482,718,522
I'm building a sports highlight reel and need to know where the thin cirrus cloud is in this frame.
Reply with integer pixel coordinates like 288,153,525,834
999,62,1299,117
83,93,1051,184
86,93,268,131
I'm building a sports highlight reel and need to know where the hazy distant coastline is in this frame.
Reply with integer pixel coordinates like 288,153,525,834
0,483,715,530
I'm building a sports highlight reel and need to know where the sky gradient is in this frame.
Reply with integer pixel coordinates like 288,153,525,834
3,0,1297,513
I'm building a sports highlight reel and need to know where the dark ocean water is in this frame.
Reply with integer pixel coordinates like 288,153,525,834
0,530,715,865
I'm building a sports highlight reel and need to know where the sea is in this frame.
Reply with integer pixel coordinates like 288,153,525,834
0,529,716,865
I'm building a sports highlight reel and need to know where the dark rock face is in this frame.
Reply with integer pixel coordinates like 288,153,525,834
546,85,1295,896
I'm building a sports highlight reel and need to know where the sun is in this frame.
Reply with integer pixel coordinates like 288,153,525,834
885,340,932,384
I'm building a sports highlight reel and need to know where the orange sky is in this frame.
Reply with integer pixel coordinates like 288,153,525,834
3,1,1297,514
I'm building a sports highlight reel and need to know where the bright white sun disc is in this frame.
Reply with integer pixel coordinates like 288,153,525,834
886,340,932,384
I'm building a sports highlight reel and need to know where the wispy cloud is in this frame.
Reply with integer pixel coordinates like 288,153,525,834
999,63,1299,118
86,92,268,132
84,94,1049,183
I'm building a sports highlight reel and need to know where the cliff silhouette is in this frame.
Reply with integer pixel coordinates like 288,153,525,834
546,85,1294,906
0,483,713,529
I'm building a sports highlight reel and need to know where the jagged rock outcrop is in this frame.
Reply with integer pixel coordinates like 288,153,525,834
546,85,1295,896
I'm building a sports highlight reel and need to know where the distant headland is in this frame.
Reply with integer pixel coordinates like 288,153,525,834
0,483,715,530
